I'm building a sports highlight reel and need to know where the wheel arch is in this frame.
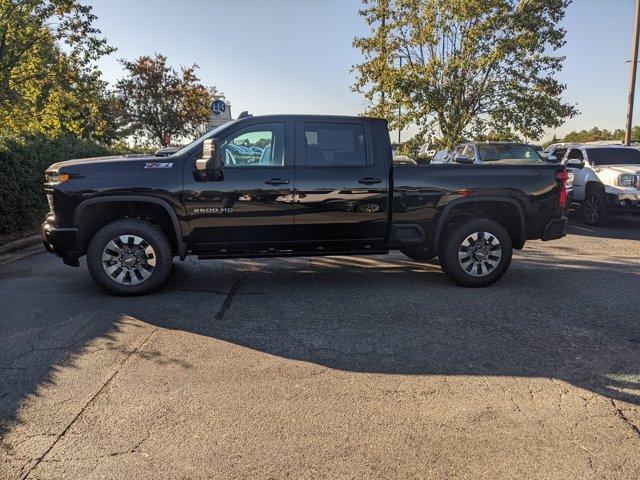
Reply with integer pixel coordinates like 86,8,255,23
433,197,526,251
74,196,187,259
585,180,605,195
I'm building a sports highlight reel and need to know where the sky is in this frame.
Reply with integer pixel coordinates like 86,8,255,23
91,0,639,142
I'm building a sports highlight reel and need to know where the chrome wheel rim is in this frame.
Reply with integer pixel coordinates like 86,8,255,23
101,235,156,285
458,231,502,277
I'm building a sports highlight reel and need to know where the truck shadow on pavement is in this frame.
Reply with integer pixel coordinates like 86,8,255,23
1,241,639,445
164,252,640,406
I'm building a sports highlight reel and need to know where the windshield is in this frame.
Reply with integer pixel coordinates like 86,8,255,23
587,148,640,166
478,144,543,162
173,120,239,156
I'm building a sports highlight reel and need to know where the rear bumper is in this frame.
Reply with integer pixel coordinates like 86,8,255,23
41,214,79,266
541,216,567,241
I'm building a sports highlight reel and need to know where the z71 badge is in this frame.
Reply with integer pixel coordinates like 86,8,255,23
144,162,173,169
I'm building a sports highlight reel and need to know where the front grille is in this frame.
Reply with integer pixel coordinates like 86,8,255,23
46,193,54,212
636,175,640,189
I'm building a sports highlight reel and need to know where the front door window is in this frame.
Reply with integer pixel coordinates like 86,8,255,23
222,123,285,167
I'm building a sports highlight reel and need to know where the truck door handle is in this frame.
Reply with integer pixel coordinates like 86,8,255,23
358,177,382,185
265,178,289,185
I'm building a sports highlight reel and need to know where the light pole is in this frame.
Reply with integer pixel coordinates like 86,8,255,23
625,0,640,146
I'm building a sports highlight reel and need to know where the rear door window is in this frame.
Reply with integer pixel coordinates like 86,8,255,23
304,123,368,167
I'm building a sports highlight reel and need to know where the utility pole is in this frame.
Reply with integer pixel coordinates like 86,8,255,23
625,0,640,146
380,12,386,109
398,56,402,144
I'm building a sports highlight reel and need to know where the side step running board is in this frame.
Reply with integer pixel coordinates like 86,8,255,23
198,249,389,260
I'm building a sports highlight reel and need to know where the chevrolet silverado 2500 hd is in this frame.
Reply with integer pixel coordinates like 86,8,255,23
42,115,568,295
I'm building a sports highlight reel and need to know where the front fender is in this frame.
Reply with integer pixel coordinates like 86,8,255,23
73,195,188,260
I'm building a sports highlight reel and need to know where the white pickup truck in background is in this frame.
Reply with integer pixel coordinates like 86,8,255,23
558,144,640,225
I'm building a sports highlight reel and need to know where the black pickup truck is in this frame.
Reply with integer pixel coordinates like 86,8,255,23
42,115,568,295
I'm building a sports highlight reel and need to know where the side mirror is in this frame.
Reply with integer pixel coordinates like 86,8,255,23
454,155,473,165
565,158,584,169
195,138,223,179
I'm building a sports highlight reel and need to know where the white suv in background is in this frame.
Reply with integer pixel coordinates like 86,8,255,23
561,144,640,225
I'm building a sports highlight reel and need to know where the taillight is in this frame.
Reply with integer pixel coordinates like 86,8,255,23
556,170,568,208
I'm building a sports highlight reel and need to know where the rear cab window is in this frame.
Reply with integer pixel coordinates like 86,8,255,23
478,144,543,162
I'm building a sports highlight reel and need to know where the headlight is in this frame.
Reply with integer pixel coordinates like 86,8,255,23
46,172,70,184
616,174,636,187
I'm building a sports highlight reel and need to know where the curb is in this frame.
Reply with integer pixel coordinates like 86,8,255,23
0,235,41,254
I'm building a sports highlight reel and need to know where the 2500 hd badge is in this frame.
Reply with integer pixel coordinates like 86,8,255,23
192,207,233,214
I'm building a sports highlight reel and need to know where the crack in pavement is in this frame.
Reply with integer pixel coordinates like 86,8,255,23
214,276,243,320
610,399,640,439
1,314,90,343
38,430,152,462
18,326,160,480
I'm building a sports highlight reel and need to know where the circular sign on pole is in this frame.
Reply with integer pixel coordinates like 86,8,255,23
211,99,226,117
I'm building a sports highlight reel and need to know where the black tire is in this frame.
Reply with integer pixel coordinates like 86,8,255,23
438,218,513,288
87,219,173,296
582,191,609,226
400,245,437,262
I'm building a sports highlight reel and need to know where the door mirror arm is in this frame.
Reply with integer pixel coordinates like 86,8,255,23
195,138,223,181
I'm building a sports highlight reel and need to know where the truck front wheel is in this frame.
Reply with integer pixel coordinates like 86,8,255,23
582,191,609,226
439,218,512,288
87,219,173,296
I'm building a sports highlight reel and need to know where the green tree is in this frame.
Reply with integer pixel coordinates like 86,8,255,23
0,0,115,140
561,126,640,144
115,54,223,147
353,0,578,148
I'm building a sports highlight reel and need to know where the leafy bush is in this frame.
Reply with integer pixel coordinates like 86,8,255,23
0,135,117,234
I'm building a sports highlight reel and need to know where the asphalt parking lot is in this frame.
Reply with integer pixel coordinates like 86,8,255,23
1,218,639,479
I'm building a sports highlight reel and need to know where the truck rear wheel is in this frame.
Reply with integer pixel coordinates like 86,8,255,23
439,218,512,288
87,219,173,296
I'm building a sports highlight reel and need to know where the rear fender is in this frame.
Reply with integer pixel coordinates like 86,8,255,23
433,196,526,251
